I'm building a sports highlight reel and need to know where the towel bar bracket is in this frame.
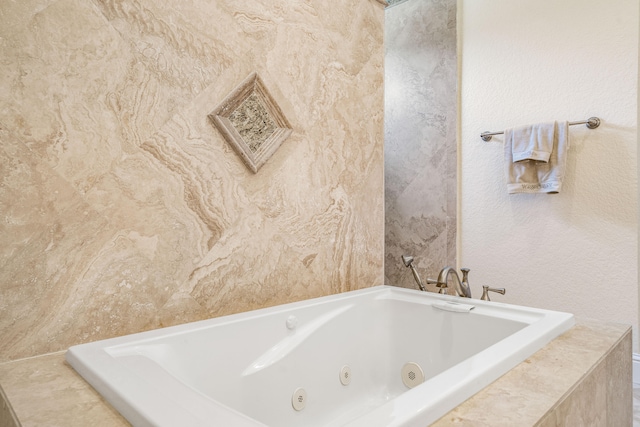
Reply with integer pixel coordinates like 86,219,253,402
584,116,601,129
480,116,601,142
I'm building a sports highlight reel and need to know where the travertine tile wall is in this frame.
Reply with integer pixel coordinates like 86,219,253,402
384,0,457,289
536,325,632,427
0,0,385,362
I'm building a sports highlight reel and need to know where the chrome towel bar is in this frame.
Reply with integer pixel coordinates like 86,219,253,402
480,117,601,142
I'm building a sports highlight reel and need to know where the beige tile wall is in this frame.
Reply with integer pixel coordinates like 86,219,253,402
384,0,458,289
0,0,385,362
536,325,632,427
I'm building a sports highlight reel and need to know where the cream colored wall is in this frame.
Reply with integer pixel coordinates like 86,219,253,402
0,0,385,362
459,0,639,348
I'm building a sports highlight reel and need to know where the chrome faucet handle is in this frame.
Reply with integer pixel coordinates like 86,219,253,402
481,285,506,301
426,278,448,294
460,268,470,282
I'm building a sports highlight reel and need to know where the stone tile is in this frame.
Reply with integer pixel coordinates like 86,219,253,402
432,323,631,427
0,129,114,361
607,333,632,426
90,0,234,96
0,0,193,196
0,0,385,361
0,353,129,427
384,0,457,286
633,387,640,426
550,360,608,426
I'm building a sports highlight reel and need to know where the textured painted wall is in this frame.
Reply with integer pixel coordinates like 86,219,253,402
459,0,638,347
384,0,457,290
0,0,385,362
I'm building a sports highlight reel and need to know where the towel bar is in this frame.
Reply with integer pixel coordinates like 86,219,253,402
480,117,600,142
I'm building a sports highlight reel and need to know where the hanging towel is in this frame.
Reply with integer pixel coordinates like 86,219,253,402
505,121,569,194
509,122,556,162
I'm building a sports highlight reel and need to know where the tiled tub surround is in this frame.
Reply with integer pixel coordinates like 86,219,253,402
384,0,458,289
0,320,631,426
0,0,385,363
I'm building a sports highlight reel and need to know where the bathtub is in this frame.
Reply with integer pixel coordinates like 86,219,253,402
66,285,574,427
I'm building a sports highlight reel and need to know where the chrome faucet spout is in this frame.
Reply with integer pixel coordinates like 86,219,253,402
437,267,472,298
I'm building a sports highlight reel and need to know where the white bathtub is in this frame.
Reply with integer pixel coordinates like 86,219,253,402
66,285,574,427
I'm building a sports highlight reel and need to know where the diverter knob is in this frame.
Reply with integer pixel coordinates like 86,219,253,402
481,285,506,301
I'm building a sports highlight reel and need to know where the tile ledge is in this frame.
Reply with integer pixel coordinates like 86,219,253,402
0,350,66,368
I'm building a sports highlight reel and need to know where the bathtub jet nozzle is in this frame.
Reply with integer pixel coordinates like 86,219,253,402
401,255,426,292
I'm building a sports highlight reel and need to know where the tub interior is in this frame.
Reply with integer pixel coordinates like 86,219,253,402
98,291,530,426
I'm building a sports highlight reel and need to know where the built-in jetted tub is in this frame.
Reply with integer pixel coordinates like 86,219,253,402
66,285,574,427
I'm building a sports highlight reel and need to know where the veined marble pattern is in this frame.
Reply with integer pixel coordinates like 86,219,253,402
384,0,458,290
0,0,385,362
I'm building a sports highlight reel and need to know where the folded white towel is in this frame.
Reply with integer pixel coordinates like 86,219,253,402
509,121,556,162
505,121,569,194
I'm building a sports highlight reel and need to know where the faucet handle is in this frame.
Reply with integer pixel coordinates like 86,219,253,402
426,278,442,286
480,285,506,301
460,268,470,282
426,278,448,294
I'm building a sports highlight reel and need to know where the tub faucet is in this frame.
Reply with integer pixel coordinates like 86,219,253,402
427,267,472,298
